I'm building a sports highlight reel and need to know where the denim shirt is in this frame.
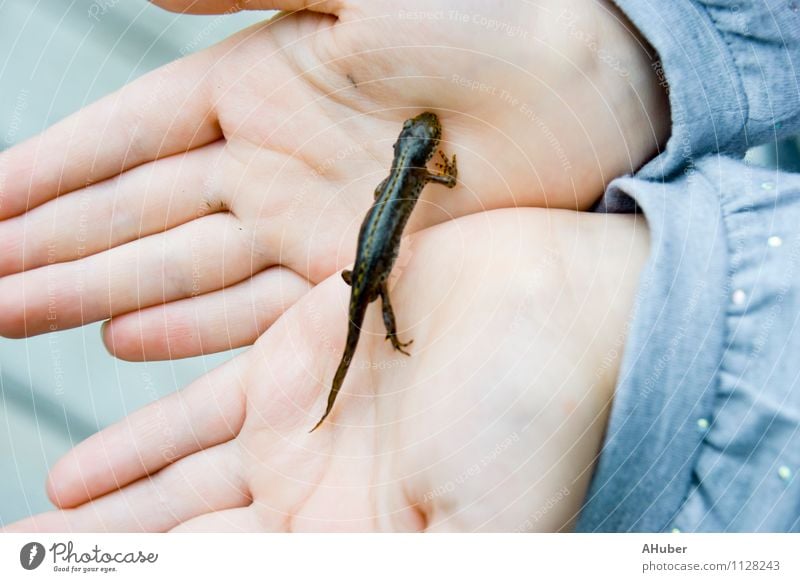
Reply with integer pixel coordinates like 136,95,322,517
616,0,800,182
577,1,800,531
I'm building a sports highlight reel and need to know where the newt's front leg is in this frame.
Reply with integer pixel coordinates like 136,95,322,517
379,282,413,356
427,149,458,187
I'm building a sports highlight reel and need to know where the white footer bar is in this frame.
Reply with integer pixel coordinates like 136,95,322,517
1,533,796,581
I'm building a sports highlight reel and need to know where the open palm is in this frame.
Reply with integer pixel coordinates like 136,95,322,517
5,209,648,532
0,0,664,360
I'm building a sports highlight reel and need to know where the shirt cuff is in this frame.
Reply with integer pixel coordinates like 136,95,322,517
612,0,748,181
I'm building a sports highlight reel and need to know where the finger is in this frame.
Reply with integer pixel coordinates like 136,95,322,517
0,143,228,277
150,0,343,15
46,352,250,508
245,273,357,434
103,266,312,361
0,49,221,220
8,441,249,533
169,506,269,532
0,212,261,338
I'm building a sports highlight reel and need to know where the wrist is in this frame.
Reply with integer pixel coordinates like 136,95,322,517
493,0,671,208
589,0,670,173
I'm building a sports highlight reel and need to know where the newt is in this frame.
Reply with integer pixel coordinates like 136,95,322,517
311,111,458,432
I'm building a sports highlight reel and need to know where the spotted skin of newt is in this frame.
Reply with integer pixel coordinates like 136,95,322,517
310,112,458,432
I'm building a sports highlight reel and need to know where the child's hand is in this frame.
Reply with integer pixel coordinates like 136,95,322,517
0,0,666,357
4,208,649,532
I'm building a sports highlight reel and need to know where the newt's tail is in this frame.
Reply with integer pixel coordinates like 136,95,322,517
309,317,363,433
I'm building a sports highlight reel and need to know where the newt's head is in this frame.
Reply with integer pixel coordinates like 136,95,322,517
394,112,443,166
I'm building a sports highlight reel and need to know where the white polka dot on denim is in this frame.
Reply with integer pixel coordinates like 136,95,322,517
768,236,783,248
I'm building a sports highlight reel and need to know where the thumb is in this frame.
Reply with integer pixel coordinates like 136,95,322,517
149,0,345,15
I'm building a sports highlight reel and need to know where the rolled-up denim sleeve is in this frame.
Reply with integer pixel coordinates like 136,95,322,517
613,0,800,180
581,155,800,532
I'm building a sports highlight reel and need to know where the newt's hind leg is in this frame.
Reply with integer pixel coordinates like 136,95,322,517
341,269,352,285
379,282,413,356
